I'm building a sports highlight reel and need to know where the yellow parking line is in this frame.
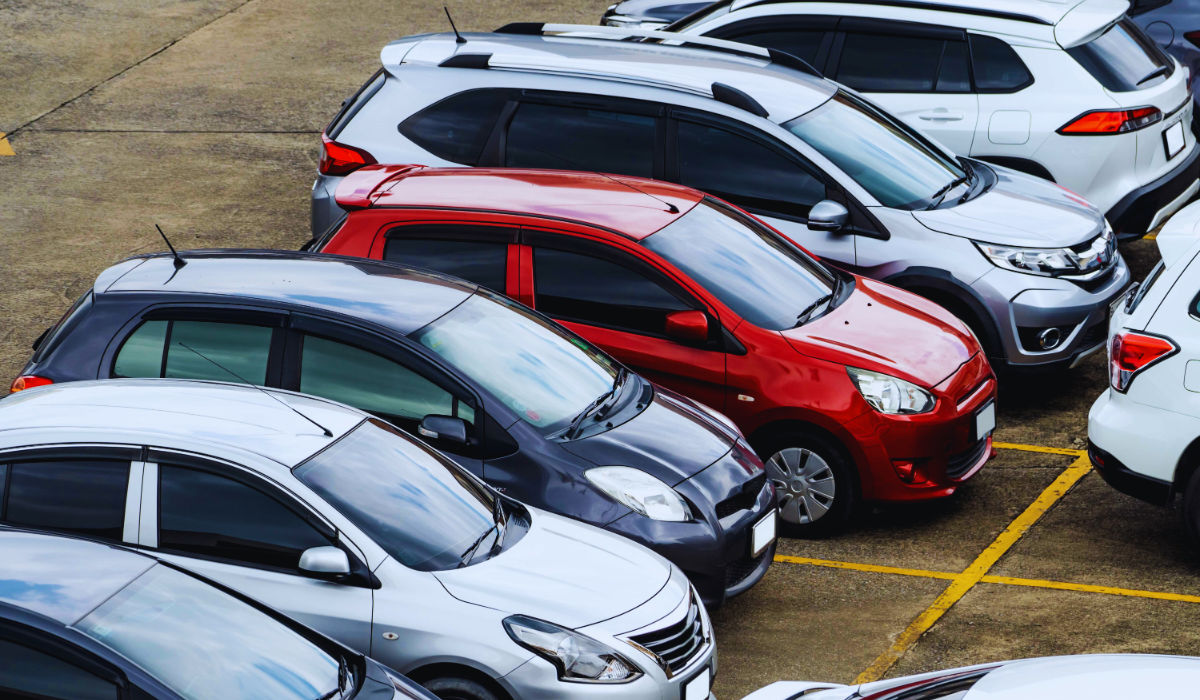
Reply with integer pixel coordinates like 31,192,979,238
853,454,1092,684
0,133,14,157
993,441,1086,457
773,555,957,580
980,575,1200,604
1146,232,1158,241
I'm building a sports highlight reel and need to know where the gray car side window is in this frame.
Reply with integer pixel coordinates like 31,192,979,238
504,102,658,179
0,460,130,543
0,638,118,700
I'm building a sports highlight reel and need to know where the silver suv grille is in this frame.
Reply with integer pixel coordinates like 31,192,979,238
627,593,706,676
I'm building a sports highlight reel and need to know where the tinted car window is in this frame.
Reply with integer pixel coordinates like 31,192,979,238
400,89,510,165
970,35,1034,92
158,465,330,569
642,199,835,330
4,460,128,541
937,41,971,92
295,419,497,571
1066,18,1172,91
165,321,273,385
533,247,689,335
328,70,385,139
384,238,508,291
506,103,656,178
0,639,117,700
113,320,168,378
728,29,825,64
837,33,945,92
677,120,826,219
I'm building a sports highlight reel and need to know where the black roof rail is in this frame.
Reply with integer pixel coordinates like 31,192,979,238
740,0,1053,26
439,53,493,69
712,82,769,117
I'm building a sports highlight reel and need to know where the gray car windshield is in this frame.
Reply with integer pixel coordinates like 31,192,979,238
642,198,836,330
784,92,966,210
296,419,497,572
411,292,619,435
76,564,340,700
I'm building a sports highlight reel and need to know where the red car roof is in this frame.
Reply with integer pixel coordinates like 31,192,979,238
336,166,704,240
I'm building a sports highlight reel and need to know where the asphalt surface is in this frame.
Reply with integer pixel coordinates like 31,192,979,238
2,2,1198,698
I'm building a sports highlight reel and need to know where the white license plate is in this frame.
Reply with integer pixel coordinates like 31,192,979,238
1165,120,1185,160
752,511,776,556
685,667,711,700
974,401,996,441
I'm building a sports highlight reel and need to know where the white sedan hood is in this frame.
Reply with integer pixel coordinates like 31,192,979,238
913,165,1104,248
966,654,1200,697
433,510,672,628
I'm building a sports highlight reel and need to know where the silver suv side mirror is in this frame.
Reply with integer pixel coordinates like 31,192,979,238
299,546,350,575
807,200,850,232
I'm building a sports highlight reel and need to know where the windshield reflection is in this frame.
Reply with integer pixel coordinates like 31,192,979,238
76,565,340,700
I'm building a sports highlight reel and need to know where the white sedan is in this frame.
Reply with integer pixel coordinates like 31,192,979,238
741,654,1200,699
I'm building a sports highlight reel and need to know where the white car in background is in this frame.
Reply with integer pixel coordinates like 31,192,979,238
1090,198,1200,543
669,0,1199,240
742,654,1200,699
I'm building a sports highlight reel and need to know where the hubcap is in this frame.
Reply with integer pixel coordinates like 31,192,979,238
767,447,836,525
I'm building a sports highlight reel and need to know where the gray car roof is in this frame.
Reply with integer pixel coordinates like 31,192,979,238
0,529,155,624
385,32,836,124
104,251,475,336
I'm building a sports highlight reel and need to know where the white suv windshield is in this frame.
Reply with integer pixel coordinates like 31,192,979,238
77,565,341,700
783,92,966,210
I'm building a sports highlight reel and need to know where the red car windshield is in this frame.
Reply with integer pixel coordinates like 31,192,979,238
642,198,836,331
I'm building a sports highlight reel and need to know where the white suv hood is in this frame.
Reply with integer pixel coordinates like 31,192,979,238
912,166,1105,248
433,510,672,628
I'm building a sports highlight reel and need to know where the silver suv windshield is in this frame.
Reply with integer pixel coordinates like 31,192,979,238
783,91,967,210
76,564,342,700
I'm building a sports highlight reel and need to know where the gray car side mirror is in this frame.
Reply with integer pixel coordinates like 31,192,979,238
418,415,468,444
807,200,850,232
299,546,350,575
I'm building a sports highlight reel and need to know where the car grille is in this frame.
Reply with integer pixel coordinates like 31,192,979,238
715,473,767,519
947,438,989,479
628,594,706,675
725,549,768,589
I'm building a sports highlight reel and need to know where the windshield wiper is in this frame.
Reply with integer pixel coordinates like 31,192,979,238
1137,65,1170,85
564,368,628,440
458,522,499,568
317,657,349,700
794,294,833,327
489,495,508,555
926,174,970,210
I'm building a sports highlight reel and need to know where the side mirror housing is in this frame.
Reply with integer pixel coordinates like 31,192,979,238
665,310,709,342
299,546,350,575
418,415,468,444
807,200,850,232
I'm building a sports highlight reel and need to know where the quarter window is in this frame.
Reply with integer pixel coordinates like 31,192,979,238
970,35,1034,92
676,120,825,220
2,460,129,542
0,639,117,700
399,89,510,165
113,319,275,386
506,103,656,179
158,465,330,570
383,237,508,292
836,33,947,92
532,247,690,335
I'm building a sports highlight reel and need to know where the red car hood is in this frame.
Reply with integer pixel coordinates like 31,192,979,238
780,277,977,388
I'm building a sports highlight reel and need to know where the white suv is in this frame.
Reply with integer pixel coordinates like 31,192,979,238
670,0,1199,240
1090,199,1200,543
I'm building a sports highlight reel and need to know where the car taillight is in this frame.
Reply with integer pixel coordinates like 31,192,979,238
1110,331,1177,393
10,375,52,393
319,134,377,176
1059,107,1162,134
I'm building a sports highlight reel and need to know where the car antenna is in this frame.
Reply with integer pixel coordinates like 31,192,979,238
445,6,467,44
175,341,334,437
529,145,679,214
155,224,187,270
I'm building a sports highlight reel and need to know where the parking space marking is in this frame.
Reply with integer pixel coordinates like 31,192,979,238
979,575,1200,603
852,454,1092,683
774,555,957,580
0,134,14,156
992,441,1086,457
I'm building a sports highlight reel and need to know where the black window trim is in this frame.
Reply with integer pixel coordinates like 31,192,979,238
0,619,131,698
967,32,1036,94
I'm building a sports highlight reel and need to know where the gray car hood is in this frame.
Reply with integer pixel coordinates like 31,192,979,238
912,165,1104,248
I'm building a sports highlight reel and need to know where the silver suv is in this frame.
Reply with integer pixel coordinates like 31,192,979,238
311,25,1129,374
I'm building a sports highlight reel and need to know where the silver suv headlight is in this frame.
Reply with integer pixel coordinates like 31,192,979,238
847,367,936,415
974,226,1115,280
586,467,692,521
504,616,642,683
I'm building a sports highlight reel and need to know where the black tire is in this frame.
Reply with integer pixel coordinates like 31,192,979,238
422,676,502,700
753,429,857,538
1182,470,1200,549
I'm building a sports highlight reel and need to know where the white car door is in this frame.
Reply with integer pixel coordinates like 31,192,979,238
134,459,374,654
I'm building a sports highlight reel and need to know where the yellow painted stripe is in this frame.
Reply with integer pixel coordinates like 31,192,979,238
980,575,1200,604
853,455,1092,684
0,133,13,157
773,555,957,581
1146,232,1158,241
993,441,1086,457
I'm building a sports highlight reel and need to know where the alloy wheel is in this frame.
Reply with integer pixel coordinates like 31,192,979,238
766,447,836,524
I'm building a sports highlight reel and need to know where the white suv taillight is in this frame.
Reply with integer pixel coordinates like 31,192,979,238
1110,331,1177,392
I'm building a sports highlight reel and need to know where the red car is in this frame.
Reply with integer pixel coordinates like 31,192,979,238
311,165,997,535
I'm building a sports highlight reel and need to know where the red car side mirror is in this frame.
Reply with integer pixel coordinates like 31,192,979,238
665,310,709,342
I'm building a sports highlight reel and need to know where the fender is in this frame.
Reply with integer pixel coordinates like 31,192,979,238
744,404,876,496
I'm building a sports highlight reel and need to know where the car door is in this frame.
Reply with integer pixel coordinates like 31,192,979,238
668,109,856,266
827,18,979,155
134,455,374,654
520,228,729,411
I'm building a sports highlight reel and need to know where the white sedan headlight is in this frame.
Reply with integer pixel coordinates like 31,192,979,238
847,367,936,415
585,467,692,521
504,616,641,683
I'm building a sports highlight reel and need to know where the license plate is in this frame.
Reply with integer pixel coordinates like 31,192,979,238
751,511,776,556
973,400,996,442
685,666,711,700
1165,120,1185,160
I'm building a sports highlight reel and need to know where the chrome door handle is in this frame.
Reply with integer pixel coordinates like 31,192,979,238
918,111,964,121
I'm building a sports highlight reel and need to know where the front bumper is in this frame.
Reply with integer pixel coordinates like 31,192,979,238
1107,142,1200,239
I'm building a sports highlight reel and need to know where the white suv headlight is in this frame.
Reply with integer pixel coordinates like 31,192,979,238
585,467,692,521
504,616,642,683
847,367,936,415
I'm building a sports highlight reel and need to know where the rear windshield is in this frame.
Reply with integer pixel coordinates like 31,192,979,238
326,70,385,138
1066,18,1174,92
